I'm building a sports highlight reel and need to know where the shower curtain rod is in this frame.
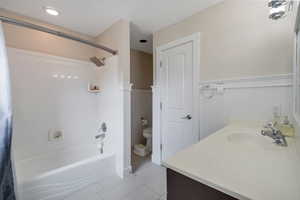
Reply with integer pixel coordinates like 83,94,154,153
0,16,118,55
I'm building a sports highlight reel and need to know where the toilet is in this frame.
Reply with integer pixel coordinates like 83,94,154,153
134,127,152,157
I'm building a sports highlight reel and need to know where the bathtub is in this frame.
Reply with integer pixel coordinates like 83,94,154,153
14,149,115,200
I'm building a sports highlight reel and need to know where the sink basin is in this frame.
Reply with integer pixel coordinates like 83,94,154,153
227,132,274,148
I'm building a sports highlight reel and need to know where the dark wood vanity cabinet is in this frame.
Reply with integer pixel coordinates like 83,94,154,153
167,169,238,200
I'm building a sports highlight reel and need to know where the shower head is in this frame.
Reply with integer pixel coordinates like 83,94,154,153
90,56,105,67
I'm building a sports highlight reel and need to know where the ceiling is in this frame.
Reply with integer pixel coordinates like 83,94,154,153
0,0,223,54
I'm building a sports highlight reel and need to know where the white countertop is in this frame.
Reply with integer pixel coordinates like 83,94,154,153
163,121,300,200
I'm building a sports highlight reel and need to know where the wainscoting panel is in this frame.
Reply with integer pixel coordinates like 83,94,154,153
200,74,293,139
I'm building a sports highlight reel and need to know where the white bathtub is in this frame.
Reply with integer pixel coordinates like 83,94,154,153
15,150,115,200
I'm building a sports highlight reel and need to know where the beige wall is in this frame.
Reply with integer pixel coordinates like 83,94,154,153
95,19,131,176
96,19,130,83
0,9,129,67
153,0,296,81
0,9,97,61
130,49,153,89
0,9,131,84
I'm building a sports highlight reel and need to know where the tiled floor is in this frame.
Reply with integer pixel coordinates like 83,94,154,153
63,161,167,200
131,153,151,172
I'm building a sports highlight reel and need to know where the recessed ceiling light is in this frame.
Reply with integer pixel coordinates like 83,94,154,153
44,7,60,16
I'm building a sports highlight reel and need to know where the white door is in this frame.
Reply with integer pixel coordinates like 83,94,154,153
160,41,198,161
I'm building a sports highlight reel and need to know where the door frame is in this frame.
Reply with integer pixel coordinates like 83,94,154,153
152,33,200,165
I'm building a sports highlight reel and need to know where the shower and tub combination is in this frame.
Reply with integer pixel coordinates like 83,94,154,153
8,48,121,200
0,16,122,200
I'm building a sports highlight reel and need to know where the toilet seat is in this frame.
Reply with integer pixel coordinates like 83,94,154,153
143,127,152,138
133,144,148,157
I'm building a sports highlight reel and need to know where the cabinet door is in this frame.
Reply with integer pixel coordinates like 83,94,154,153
167,169,237,200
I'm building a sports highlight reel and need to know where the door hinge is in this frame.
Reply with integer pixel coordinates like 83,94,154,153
160,102,162,111
160,61,163,68
160,144,163,151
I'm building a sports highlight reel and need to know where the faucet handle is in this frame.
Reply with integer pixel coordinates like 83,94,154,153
261,129,267,136
265,121,280,132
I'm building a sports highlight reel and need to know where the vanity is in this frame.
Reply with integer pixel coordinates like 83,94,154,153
161,3,300,199
167,168,237,200
163,122,300,200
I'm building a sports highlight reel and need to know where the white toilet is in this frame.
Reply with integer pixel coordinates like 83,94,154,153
134,127,152,157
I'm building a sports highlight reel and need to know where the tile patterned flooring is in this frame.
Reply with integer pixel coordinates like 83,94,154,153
63,161,167,200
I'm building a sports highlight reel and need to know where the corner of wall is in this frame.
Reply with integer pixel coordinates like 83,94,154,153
95,19,131,178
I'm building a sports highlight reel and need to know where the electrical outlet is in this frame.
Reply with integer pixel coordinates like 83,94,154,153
48,129,64,141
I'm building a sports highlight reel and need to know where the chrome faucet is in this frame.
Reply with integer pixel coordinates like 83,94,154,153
261,122,287,147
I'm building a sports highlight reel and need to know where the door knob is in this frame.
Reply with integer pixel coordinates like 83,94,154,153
181,114,192,120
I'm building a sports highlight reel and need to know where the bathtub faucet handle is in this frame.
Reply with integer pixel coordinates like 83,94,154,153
100,122,107,133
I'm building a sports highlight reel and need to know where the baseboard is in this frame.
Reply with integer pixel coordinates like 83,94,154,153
151,154,161,166
123,165,133,177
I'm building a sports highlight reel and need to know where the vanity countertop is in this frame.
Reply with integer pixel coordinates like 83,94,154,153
163,121,300,200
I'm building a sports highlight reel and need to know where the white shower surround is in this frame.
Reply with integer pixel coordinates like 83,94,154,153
7,48,124,197
8,48,107,161
96,55,126,176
